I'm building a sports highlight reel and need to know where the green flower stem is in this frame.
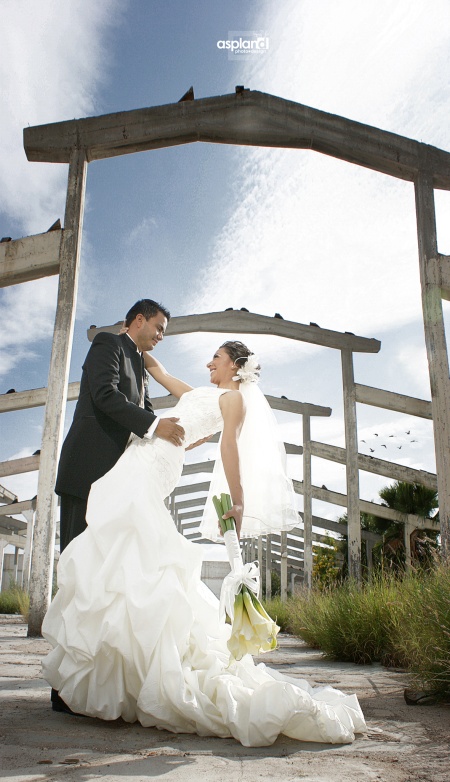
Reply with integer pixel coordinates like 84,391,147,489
213,493,236,534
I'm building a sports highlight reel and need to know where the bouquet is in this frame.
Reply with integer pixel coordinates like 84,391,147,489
213,493,280,660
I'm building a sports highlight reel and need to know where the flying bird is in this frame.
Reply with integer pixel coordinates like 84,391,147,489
389,435,394,438
381,444,387,448
360,440,366,443
374,433,379,436
370,448,375,452
411,439,418,442
398,446,402,450
406,430,411,435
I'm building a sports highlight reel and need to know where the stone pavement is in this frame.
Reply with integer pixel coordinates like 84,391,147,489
1,614,449,782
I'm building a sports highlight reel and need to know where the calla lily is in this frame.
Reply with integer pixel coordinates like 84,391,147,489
213,494,280,660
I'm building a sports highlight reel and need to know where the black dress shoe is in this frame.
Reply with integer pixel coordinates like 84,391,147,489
51,688,83,716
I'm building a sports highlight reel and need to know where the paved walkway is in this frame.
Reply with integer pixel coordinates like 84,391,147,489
1,614,449,782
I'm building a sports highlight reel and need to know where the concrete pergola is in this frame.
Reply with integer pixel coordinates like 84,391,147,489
1,88,449,633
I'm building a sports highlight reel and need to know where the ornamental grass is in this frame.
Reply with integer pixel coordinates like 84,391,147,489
0,582,30,621
263,565,450,699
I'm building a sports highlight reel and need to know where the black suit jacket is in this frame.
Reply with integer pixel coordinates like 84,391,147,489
55,332,156,499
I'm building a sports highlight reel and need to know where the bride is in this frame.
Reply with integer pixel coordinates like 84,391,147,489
42,340,366,747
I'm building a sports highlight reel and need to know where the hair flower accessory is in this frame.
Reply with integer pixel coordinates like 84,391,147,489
232,354,260,384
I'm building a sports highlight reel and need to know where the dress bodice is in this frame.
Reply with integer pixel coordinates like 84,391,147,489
168,386,229,447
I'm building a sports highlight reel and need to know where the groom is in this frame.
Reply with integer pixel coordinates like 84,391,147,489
55,298,185,553
52,299,184,714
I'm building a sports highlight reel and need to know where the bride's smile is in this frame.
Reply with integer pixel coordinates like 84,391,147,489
206,349,237,388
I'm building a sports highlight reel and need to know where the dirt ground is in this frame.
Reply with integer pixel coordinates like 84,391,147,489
1,614,449,782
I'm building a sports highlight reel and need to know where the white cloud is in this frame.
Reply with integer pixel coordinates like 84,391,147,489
189,0,450,360
0,0,123,235
0,0,124,377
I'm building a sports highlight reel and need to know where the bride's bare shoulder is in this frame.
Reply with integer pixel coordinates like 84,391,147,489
219,389,245,413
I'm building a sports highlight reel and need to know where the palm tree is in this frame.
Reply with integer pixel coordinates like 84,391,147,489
376,482,439,570
335,482,439,577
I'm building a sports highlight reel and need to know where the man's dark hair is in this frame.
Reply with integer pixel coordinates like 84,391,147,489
125,299,171,327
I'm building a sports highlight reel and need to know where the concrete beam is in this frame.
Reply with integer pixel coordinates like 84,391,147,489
310,440,438,490
0,499,36,518
0,382,80,413
294,480,440,531
23,90,450,189
0,455,40,478
0,484,17,503
355,383,432,419
88,310,380,354
439,254,450,300
0,230,62,287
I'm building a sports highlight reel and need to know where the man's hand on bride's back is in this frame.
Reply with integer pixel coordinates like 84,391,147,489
156,417,185,446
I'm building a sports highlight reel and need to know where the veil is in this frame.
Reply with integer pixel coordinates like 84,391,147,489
199,382,300,540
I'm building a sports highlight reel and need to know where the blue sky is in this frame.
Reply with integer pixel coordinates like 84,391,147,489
1,0,450,522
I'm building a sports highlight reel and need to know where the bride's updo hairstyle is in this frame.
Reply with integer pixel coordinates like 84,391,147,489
220,341,261,383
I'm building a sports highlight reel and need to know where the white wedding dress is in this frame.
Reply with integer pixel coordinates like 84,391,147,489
42,386,366,747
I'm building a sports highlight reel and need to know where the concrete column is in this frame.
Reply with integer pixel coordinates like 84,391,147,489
302,414,313,588
265,534,272,600
280,531,288,602
0,540,7,591
415,171,450,561
21,510,35,591
341,349,361,582
257,536,263,599
28,148,88,636
404,523,412,572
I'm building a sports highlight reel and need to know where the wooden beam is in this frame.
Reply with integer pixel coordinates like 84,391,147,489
89,310,380,354
355,383,432,419
0,230,62,287
23,91,450,189
310,440,438,490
